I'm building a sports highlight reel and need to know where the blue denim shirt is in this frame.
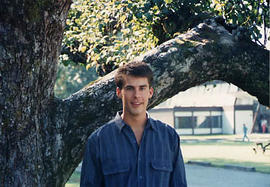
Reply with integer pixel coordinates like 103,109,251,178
80,112,187,187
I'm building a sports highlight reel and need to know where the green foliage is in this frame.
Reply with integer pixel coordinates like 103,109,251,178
213,0,269,45
54,61,98,99
62,0,269,76
63,0,159,75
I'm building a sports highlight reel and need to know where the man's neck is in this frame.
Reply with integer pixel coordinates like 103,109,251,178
121,112,147,145
121,112,147,130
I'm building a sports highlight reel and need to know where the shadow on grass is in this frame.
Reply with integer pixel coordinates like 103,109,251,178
186,157,270,174
181,140,255,146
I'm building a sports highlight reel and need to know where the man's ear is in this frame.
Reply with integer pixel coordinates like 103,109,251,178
149,87,154,99
116,87,122,98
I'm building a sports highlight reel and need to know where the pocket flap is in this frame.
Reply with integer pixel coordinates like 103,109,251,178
151,160,173,172
102,160,130,175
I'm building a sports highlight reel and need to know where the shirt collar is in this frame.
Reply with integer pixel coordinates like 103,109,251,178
114,111,157,132
114,112,125,131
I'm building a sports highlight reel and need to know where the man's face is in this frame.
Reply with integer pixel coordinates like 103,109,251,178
116,75,153,117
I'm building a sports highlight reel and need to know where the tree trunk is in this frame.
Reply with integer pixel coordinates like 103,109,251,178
0,0,71,186
0,1,269,187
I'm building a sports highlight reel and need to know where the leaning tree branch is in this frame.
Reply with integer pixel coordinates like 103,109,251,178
54,18,269,183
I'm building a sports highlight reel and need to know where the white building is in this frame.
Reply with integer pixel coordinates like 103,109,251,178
149,81,257,135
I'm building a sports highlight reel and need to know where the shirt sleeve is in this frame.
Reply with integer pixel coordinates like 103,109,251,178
80,134,104,187
170,134,187,187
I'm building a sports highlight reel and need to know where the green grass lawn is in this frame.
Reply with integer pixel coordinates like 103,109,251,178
181,138,270,174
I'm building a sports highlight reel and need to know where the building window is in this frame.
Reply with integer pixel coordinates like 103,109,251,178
194,116,211,128
193,111,211,128
174,110,222,130
211,116,221,128
175,116,193,129
210,111,222,128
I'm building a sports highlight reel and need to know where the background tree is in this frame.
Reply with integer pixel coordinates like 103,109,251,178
54,62,97,98
0,0,269,186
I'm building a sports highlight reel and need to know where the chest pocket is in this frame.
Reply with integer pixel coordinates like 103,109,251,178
151,160,173,172
102,160,130,175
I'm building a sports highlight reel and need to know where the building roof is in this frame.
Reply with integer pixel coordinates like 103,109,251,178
154,81,257,109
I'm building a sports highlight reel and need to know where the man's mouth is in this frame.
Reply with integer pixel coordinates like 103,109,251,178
131,102,142,106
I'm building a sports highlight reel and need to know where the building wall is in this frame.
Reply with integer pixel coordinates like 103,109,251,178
149,109,174,127
176,128,193,135
194,128,211,134
222,106,234,134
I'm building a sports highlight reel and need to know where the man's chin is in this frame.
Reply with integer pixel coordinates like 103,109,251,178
129,109,144,116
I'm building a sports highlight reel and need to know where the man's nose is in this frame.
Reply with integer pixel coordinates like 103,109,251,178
134,89,141,98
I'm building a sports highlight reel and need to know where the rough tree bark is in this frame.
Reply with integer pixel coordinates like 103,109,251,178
0,0,72,186
0,1,269,187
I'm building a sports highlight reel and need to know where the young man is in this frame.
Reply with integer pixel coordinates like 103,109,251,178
80,61,187,187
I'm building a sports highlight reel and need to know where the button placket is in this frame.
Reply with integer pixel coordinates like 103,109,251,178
137,128,148,186
137,148,142,183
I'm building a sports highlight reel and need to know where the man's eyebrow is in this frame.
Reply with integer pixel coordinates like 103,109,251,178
124,85,134,88
124,84,148,88
139,85,148,87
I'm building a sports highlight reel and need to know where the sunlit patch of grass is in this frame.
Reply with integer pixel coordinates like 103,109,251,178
65,171,80,187
65,184,79,187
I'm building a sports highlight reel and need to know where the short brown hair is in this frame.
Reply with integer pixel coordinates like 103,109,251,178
114,61,153,89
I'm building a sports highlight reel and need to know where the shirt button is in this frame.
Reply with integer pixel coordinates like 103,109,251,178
139,176,143,179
